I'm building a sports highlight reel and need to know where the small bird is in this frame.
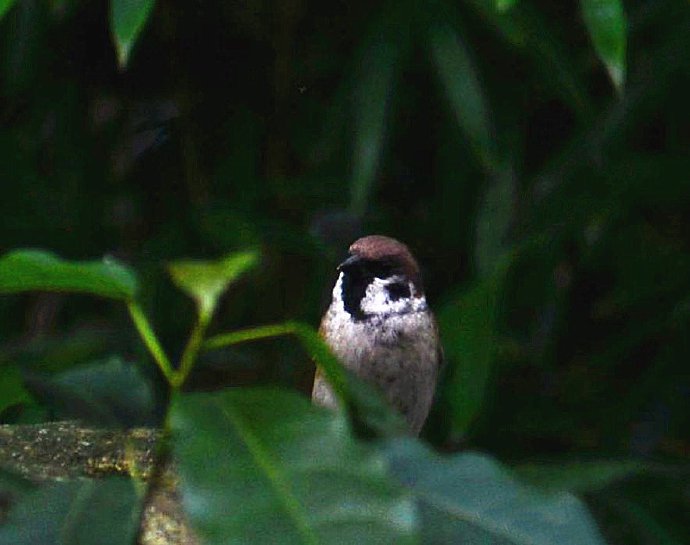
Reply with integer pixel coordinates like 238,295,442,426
312,235,441,435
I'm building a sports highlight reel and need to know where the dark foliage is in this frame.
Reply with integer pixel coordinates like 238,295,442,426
0,0,688,543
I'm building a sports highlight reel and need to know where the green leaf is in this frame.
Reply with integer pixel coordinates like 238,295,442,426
0,365,31,414
580,0,627,91
467,1,588,114
168,251,258,317
0,476,142,545
514,460,646,493
428,23,495,170
0,250,138,300
438,256,511,435
109,0,156,68
170,388,417,545
384,439,607,545
0,328,114,373
604,496,685,545
24,355,156,427
0,469,34,496
475,169,516,276
0,0,18,20
351,36,403,217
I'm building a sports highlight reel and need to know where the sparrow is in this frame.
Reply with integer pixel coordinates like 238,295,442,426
312,235,441,435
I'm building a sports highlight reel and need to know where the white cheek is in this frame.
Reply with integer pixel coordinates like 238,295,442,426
360,277,425,315
331,272,427,319
359,278,393,314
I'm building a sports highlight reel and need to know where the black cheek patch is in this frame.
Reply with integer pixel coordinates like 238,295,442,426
386,282,410,301
341,270,370,321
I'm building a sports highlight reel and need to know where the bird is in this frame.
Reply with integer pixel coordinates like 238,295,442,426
312,235,441,435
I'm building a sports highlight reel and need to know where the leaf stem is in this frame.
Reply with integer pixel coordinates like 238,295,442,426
203,322,348,405
127,301,175,385
203,322,298,350
172,307,213,389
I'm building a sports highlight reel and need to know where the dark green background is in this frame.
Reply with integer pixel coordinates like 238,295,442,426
1,1,688,543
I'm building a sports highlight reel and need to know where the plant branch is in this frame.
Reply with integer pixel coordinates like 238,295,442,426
203,323,298,350
127,301,175,385
203,322,348,405
172,307,213,389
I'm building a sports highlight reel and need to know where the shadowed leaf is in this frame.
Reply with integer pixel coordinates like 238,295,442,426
438,256,511,435
475,169,516,276
514,460,646,493
110,0,156,68
581,0,627,91
23,355,156,427
0,0,17,20
604,496,685,545
384,439,607,545
428,23,494,169
496,0,518,11
0,476,141,545
467,0,588,113
351,34,403,217
170,388,417,545
0,365,31,414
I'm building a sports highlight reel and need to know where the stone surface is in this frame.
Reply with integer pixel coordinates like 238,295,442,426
0,422,198,545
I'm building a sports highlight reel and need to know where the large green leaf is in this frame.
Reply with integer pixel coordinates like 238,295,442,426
110,0,156,68
0,0,17,20
0,476,141,545
0,250,137,300
580,0,627,91
170,388,417,545
168,251,258,317
438,257,511,435
384,440,607,545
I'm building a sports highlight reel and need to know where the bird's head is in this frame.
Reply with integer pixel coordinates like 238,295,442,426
334,235,426,321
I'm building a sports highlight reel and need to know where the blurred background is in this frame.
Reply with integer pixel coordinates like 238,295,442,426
0,1,688,543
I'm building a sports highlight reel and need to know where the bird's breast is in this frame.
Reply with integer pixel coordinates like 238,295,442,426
318,304,439,434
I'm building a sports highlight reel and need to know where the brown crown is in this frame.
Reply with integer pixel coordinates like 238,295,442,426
348,235,423,293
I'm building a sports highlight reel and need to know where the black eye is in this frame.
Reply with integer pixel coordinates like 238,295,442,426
386,282,410,301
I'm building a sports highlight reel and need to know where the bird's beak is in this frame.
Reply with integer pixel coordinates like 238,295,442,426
337,254,361,272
